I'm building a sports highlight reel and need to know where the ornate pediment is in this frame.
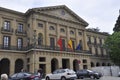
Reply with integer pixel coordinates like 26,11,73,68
26,5,88,26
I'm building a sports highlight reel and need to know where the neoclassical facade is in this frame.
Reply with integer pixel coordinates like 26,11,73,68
0,5,111,76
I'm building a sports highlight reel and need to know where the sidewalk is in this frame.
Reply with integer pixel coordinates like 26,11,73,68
100,76,120,80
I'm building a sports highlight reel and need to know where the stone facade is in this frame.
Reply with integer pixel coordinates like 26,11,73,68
0,5,111,76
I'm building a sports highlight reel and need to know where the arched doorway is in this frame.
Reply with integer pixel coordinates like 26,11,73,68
107,63,111,66
51,58,58,72
96,62,100,67
102,63,106,66
0,58,10,75
91,62,95,67
15,59,24,73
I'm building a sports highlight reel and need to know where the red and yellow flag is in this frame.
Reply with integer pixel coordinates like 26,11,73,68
68,40,73,50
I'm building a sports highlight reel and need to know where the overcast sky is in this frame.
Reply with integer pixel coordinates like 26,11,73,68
0,0,120,34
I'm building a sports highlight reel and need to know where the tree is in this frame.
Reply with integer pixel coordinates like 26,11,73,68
104,32,120,67
113,13,120,32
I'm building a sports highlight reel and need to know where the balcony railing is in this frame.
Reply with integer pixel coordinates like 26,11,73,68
93,54,109,58
15,29,27,36
0,44,90,54
1,27,13,34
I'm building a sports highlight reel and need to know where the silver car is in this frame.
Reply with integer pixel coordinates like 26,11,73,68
45,68,77,80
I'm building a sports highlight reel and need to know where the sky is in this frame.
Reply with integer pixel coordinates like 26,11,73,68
0,0,120,34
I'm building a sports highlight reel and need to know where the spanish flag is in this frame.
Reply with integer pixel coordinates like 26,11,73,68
68,40,73,50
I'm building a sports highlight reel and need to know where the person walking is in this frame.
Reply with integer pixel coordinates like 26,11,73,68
37,68,43,79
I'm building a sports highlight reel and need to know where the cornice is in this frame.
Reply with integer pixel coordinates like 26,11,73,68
0,7,24,16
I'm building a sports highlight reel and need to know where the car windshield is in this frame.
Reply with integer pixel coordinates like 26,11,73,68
66,69,75,73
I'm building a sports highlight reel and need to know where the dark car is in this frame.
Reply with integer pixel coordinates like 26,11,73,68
76,69,102,79
9,72,41,80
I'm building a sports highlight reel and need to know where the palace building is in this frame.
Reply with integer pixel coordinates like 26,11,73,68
0,5,111,76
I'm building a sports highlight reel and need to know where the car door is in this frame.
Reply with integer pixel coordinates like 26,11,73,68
51,70,59,79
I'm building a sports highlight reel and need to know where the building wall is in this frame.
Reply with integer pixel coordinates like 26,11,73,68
0,6,111,76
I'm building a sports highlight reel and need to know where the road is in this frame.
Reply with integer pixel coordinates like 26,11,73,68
42,76,120,80
75,76,120,80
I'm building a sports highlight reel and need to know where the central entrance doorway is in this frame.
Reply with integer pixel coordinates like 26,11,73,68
62,59,70,69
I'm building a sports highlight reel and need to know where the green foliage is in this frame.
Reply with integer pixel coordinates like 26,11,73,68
113,15,120,32
104,32,120,66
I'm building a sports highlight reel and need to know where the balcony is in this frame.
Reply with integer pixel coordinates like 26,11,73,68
15,29,27,36
93,54,109,58
1,27,13,34
26,44,90,54
0,44,90,54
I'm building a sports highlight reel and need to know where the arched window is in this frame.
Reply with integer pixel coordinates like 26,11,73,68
60,28,65,33
38,33,43,46
49,26,55,30
70,30,74,34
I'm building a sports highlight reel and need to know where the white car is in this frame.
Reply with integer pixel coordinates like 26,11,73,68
45,68,77,80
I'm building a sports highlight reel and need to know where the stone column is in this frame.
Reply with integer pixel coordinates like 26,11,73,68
56,24,60,40
10,59,15,75
75,28,79,47
46,57,51,74
45,22,48,46
66,26,70,46
83,30,89,50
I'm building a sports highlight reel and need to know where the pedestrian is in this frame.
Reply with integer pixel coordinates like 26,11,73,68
1,74,8,80
37,68,43,79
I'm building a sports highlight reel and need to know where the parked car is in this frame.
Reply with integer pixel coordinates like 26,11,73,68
9,72,41,80
118,72,120,77
45,68,77,80
76,69,102,79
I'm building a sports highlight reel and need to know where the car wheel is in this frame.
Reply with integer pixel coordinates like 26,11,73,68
90,75,94,79
80,76,84,79
96,77,100,79
46,77,50,80
61,77,66,80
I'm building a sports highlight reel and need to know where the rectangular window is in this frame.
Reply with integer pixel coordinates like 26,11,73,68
62,39,65,51
27,58,30,63
94,37,97,44
17,38,23,49
72,41,75,50
3,36,10,48
99,38,102,44
39,57,46,62
83,59,87,63
4,21,10,30
89,47,92,54
79,40,83,50
87,36,91,43
50,37,55,49
95,48,98,55
38,23,43,28
18,23,23,32
101,48,104,56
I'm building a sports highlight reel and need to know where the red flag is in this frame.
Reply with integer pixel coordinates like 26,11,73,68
57,37,63,51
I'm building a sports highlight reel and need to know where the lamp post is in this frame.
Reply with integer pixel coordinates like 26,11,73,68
33,30,37,73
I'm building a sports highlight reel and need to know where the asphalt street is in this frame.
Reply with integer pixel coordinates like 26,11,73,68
42,76,120,80
75,76,120,80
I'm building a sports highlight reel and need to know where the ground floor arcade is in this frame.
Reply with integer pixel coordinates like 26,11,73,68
0,49,112,76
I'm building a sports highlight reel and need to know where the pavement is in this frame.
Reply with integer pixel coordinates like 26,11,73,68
41,76,120,80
